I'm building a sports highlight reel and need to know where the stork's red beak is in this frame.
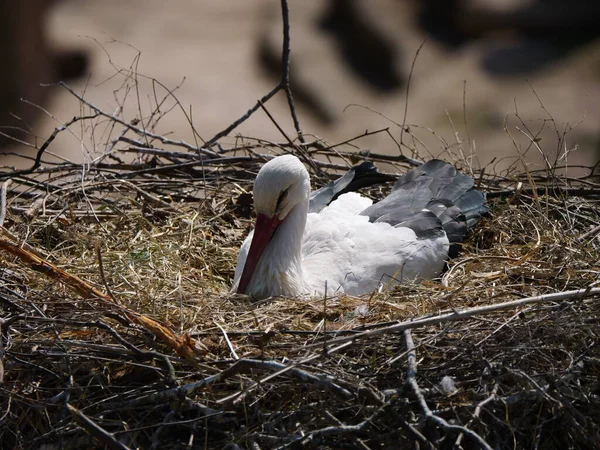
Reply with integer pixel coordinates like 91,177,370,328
237,213,281,295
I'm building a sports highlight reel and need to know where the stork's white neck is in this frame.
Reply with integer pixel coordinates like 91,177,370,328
247,199,309,298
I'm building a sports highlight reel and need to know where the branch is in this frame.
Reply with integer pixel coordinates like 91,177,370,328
0,114,99,180
399,39,426,152
454,384,499,448
274,417,373,449
58,82,218,158
206,85,282,147
219,359,353,406
67,403,132,450
301,288,600,351
279,0,304,144
0,180,10,226
206,0,303,146
0,236,200,360
404,330,493,450
579,223,600,241
114,358,352,410
487,186,600,199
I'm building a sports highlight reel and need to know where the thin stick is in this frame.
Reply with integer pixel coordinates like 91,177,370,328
0,180,10,226
215,321,239,360
323,411,371,450
404,330,493,450
207,85,282,148
58,82,218,158
279,0,304,143
578,223,600,242
274,415,376,449
454,384,499,448
0,236,199,360
67,403,132,450
399,39,426,152
0,115,99,180
301,288,600,350
206,0,303,146
95,242,119,304
115,358,352,409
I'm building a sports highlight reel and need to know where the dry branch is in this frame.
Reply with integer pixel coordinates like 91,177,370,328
67,404,132,450
302,287,600,350
0,235,199,360
206,0,304,147
404,329,493,450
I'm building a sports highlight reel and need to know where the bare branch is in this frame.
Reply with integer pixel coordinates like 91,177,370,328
67,403,132,450
206,0,304,146
301,288,600,351
0,180,10,226
58,82,218,158
0,114,99,180
404,330,493,450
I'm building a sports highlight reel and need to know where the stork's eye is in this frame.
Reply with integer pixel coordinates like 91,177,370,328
276,188,289,212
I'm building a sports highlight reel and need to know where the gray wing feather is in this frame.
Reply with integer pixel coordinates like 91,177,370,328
361,159,487,249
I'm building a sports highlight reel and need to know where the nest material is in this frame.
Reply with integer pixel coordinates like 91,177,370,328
1,50,600,450
1,136,599,450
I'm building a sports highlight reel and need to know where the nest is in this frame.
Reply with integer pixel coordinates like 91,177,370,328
1,23,600,450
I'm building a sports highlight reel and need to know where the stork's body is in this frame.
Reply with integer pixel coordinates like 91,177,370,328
233,155,487,298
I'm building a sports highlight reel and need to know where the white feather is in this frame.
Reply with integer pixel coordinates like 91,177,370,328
233,156,450,298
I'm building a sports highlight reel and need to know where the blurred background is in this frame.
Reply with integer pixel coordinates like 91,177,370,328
1,0,600,172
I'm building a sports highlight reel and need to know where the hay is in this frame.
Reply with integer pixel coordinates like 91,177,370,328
1,5,600,449
2,114,600,450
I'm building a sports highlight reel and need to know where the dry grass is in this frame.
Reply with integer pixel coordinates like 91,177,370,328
1,14,600,449
1,119,599,449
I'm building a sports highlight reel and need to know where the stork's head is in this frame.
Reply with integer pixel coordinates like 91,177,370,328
252,155,310,221
237,155,310,295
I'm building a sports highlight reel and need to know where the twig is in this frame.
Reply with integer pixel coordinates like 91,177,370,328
215,358,353,405
404,330,493,450
95,242,118,304
0,180,10,226
474,309,530,348
454,384,498,448
67,403,132,450
206,87,281,148
58,82,218,158
508,368,562,407
578,223,600,242
206,0,303,146
3,315,178,381
0,115,99,180
274,417,374,449
215,321,239,360
0,236,200,360
442,255,537,287
399,39,426,152
258,102,317,173
383,405,436,450
279,0,304,144
323,411,371,450
300,288,600,351
115,358,352,409
487,186,600,199
113,179,181,212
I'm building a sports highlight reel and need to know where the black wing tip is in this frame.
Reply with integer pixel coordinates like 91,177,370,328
352,161,378,173
334,161,396,200
310,160,396,212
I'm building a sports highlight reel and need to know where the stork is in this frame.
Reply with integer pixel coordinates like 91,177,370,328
232,155,487,298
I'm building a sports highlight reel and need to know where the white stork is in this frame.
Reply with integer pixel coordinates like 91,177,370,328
232,155,487,298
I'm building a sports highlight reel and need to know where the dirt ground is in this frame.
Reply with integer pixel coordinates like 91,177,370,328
6,0,600,172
